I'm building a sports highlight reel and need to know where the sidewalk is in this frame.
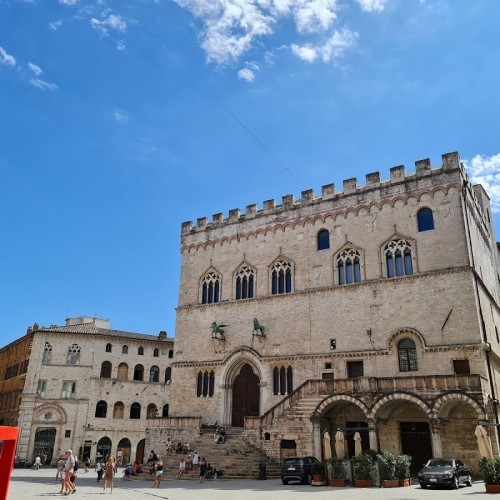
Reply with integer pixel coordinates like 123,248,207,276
8,467,490,499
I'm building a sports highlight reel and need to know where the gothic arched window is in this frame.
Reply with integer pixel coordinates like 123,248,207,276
201,271,221,304
271,260,292,295
235,266,255,300
42,342,52,365
385,239,413,278
337,248,362,285
66,344,81,365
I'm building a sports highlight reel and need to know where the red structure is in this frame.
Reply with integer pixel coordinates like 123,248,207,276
0,426,19,500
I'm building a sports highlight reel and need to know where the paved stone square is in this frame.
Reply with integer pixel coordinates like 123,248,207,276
7,467,494,500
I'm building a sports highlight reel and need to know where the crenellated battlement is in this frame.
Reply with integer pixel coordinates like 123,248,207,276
181,152,464,235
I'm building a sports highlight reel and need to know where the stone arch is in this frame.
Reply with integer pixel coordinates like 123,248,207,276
432,392,486,420
387,327,427,351
314,395,370,419
370,393,431,419
33,403,67,424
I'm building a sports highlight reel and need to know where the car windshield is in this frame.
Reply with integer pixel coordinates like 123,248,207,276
426,459,453,467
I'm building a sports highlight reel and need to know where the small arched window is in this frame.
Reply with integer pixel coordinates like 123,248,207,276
42,342,52,365
165,367,172,382
417,208,434,232
201,271,221,304
149,366,159,383
138,346,144,355
122,345,128,354
105,343,112,353
133,364,144,381
273,365,293,395
100,361,112,379
162,404,169,417
196,372,203,397
95,400,107,418
209,371,215,397
168,350,173,359
113,401,124,419
398,338,418,372
146,403,158,419
153,348,159,358
317,229,330,250
66,344,81,365
130,402,141,419
385,239,413,278
271,260,292,295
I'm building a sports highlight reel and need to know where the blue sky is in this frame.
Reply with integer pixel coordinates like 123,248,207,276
1,0,500,345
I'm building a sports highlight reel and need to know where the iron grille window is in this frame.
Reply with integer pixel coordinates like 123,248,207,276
398,338,418,372
347,360,364,379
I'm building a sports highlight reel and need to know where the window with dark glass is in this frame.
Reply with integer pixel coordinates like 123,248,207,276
162,404,169,417
196,372,203,397
153,348,159,357
133,364,144,381
138,346,144,355
196,370,215,397
130,402,141,419
235,266,255,299
347,360,364,378
165,367,171,382
317,229,330,250
271,260,292,295
149,366,159,383
100,361,112,379
385,239,413,278
453,359,470,374
95,400,107,418
417,208,434,232
201,272,221,304
105,343,112,353
168,350,173,358
398,338,418,372
322,372,334,380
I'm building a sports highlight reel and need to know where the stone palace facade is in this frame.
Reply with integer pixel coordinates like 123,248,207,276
164,152,500,473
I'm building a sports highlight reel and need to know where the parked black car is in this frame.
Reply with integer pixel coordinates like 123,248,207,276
418,458,472,489
281,456,321,485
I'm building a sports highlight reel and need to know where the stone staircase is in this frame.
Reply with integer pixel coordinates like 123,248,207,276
132,427,281,481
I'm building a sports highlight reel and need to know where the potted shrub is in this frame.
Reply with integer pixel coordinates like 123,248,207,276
378,451,399,488
480,457,500,493
395,454,412,487
351,451,375,487
311,460,326,484
326,456,348,487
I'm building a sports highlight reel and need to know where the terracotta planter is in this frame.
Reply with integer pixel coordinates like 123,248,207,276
399,478,411,487
382,480,400,488
485,484,500,493
354,479,373,488
329,479,348,487
312,475,326,483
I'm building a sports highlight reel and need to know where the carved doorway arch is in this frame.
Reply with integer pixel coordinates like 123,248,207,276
231,363,260,427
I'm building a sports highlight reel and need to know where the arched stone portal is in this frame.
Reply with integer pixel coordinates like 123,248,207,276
117,438,131,465
232,363,260,427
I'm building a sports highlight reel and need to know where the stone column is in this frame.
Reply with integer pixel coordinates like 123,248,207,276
312,418,322,460
367,418,378,451
429,418,443,458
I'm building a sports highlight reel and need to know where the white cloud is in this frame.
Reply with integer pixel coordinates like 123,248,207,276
116,40,126,51
292,28,357,63
28,62,42,76
49,19,63,31
172,1,374,66
30,78,58,91
238,67,255,82
90,14,127,38
113,110,129,124
355,0,386,11
0,46,16,66
465,153,500,213
59,0,79,5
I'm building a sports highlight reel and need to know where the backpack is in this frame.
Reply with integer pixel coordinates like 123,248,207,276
74,458,79,472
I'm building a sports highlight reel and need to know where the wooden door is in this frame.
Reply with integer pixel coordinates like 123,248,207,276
232,364,260,427
400,422,433,473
